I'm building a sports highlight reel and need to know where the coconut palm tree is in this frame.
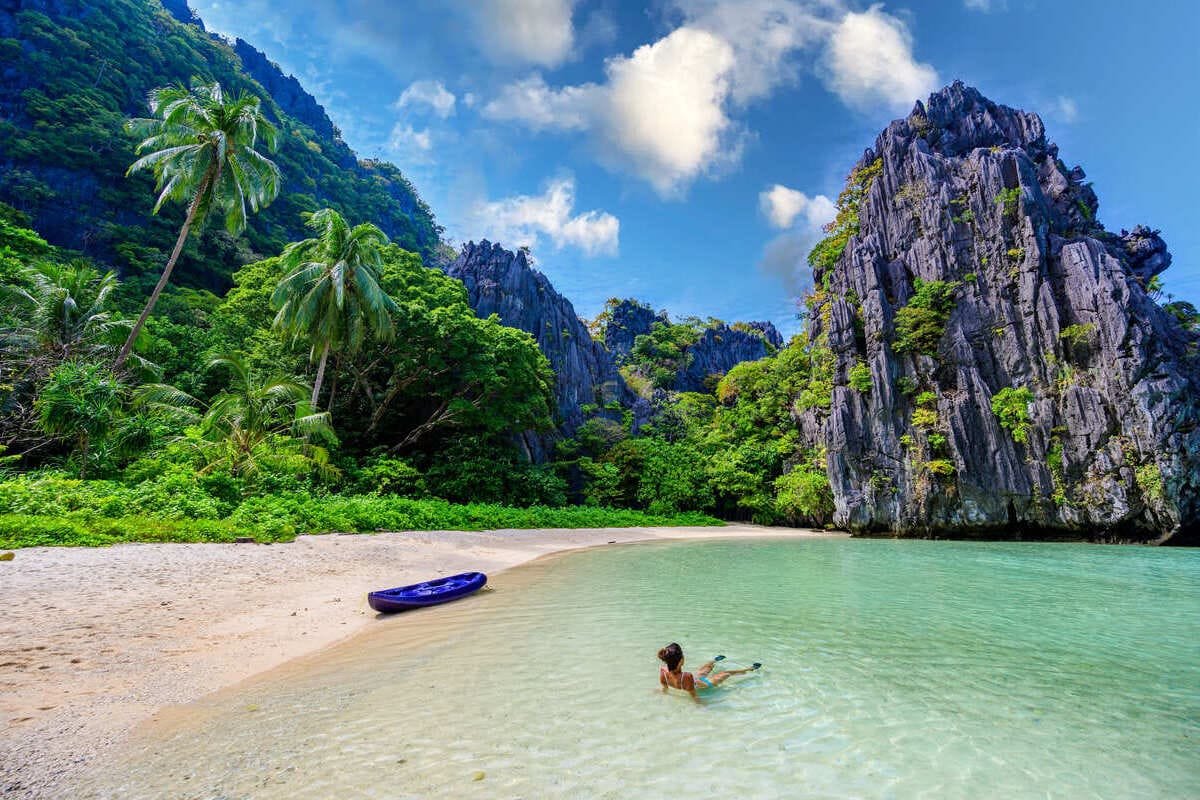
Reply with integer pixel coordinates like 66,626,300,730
138,353,335,479
116,81,282,370
8,260,127,361
271,208,398,408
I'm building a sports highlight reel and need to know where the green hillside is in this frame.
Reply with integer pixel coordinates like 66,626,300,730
0,0,441,297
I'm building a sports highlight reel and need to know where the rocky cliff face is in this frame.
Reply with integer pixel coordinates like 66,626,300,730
601,298,783,392
801,81,1199,543
678,322,783,393
231,39,346,157
603,300,666,363
446,242,633,460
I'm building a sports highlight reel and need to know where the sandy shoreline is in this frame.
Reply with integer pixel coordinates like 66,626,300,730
0,524,832,797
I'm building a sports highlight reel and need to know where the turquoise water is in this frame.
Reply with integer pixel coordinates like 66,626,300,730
81,538,1198,798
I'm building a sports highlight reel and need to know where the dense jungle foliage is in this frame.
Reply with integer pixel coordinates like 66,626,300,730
0,201,722,547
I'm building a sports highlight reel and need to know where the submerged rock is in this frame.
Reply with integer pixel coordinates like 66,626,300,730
798,81,1199,543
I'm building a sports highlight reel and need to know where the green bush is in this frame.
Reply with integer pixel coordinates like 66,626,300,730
991,386,1034,444
1135,463,1164,503
349,456,428,497
848,361,872,393
995,187,1021,219
0,475,723,549
893,279,960,356
773,466,834,523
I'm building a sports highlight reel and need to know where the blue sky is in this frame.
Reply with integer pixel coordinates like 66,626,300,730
189,0,1200,335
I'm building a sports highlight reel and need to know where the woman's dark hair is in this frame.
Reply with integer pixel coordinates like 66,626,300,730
658,642,684,671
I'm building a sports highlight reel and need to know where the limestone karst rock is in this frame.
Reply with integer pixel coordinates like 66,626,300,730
799,81,1198,543
600,298,784,392
446,247,787,459
446,242,633,461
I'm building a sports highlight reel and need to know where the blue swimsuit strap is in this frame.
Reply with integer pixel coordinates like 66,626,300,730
696,674,714,688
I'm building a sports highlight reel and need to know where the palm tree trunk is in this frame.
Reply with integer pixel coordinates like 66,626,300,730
327,355,340,410
311,342,330,408
114,190,205,371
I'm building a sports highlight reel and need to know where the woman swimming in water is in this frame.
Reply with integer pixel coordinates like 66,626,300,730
657,642,759,700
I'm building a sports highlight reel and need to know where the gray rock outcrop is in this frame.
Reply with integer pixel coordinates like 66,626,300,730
600,299,784,392
446,242,632,460
603,300,666,363
676,322,783,392
800,81,1199,543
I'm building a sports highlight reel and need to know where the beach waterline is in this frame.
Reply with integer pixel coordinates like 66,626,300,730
79,537,1198,798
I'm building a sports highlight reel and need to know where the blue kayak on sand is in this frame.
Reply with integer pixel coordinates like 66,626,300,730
368,571,488,613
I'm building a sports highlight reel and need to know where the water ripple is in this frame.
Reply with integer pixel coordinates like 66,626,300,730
78,538,1199,799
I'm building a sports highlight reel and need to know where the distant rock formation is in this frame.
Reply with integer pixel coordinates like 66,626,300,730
603,299,666,364
599,299,783,393
677,321,783,393
800,81,1199,543
446,242,633,461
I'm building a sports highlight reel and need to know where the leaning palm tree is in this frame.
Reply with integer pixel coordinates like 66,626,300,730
115,80,282,370
271,208,398,407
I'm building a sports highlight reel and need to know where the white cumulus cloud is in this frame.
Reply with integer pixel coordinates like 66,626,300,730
484,27,738,196
823,5,939,113
470,0,578,67
470,177,619,257
674,0,835,104
759,184,836,230
757,184,836,294
387,123,434,165
483,2,941,195
602,27,737,195
395,80,456,118
483,75,595,131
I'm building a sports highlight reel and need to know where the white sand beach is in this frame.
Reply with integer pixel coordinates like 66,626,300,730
0,524,830,797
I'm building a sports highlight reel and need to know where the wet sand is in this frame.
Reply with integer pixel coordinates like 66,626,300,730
0,524,831,797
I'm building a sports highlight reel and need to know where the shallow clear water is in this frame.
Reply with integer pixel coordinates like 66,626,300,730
81,538,1198,799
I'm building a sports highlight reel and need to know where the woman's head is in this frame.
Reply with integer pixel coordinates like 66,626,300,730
658,642,684,671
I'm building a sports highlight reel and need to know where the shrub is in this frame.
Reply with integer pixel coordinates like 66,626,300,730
1135,463,1164,503
774,466,833,523
911,408,939,429
923,459,955,477
349,456,428,497
991,386,1034,444
848,361,872,393
894,279,960,356
1059,323,1096,350
995,187,1021,219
